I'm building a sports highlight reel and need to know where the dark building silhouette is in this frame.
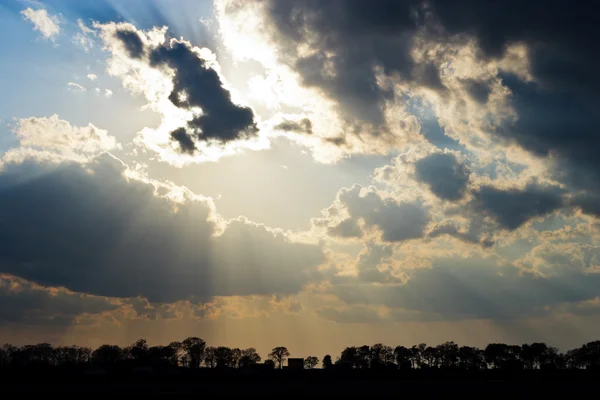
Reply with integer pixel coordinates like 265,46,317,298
287,358,304,370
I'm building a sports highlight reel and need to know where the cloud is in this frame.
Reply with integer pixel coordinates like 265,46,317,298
414,152,470,201
87,74,97,81
471,182,565,231
67,82,86,92
95,22,261,162
0,149,324,304
219,0,600,221
248,0,420,126
1,114,118,167
328,255,600,322
104,89,113,98
0,274,116,327
21,7,60,41
73,19,95,51
274,118,313,135
315,185,430,243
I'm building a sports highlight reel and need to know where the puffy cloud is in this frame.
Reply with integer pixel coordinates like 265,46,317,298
14,114,117,154
0,275,116,327
414,152,470,201
1,114,118,166
471,182,565,231
0,152,324,304
87,74,97,81
314,185,430,243
517,242,600,277
21,7,60,41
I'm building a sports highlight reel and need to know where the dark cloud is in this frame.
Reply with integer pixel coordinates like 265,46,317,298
330,256,600,321
464,79,491,104
115,29,144,58
471,182,565,230
112,29,258,153
324,185,430,242
427,221,494,248
356,244,397,284
256,1,600,213
327,217,362,239
0,155,324,303
414,152,470,201
170,127,197,154
423,1,600,212
274,118,313,134
261,0,424,126
0,275,116,327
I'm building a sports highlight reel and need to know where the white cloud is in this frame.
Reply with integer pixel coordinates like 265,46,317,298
1,114,119,166
72,18,95,51
87,74,97,81
104,89,113,98
21,7,60,41
67,82,86,92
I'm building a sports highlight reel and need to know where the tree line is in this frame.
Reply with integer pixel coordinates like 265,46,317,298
1,338,600,371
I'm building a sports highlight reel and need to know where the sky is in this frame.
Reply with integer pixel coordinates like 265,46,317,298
1,0,600,359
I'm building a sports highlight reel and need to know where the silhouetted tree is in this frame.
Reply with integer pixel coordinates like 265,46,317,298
92,345,123,368
394,346,412,369
54,345,92,366
458,346,484,369
322,354,332,369
167,341,183,366
204,346,217,368
239,348,261,368
339,346,359,369
304,356,319,369
422,346,438,368
357,345,371,369
436,341,459,367
410,344,426,368
230,348,242,368
370,343,394,369
127,338,149,365
215,346,233,368
269,346,290,369
5,337,600,378
182,337,206,369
